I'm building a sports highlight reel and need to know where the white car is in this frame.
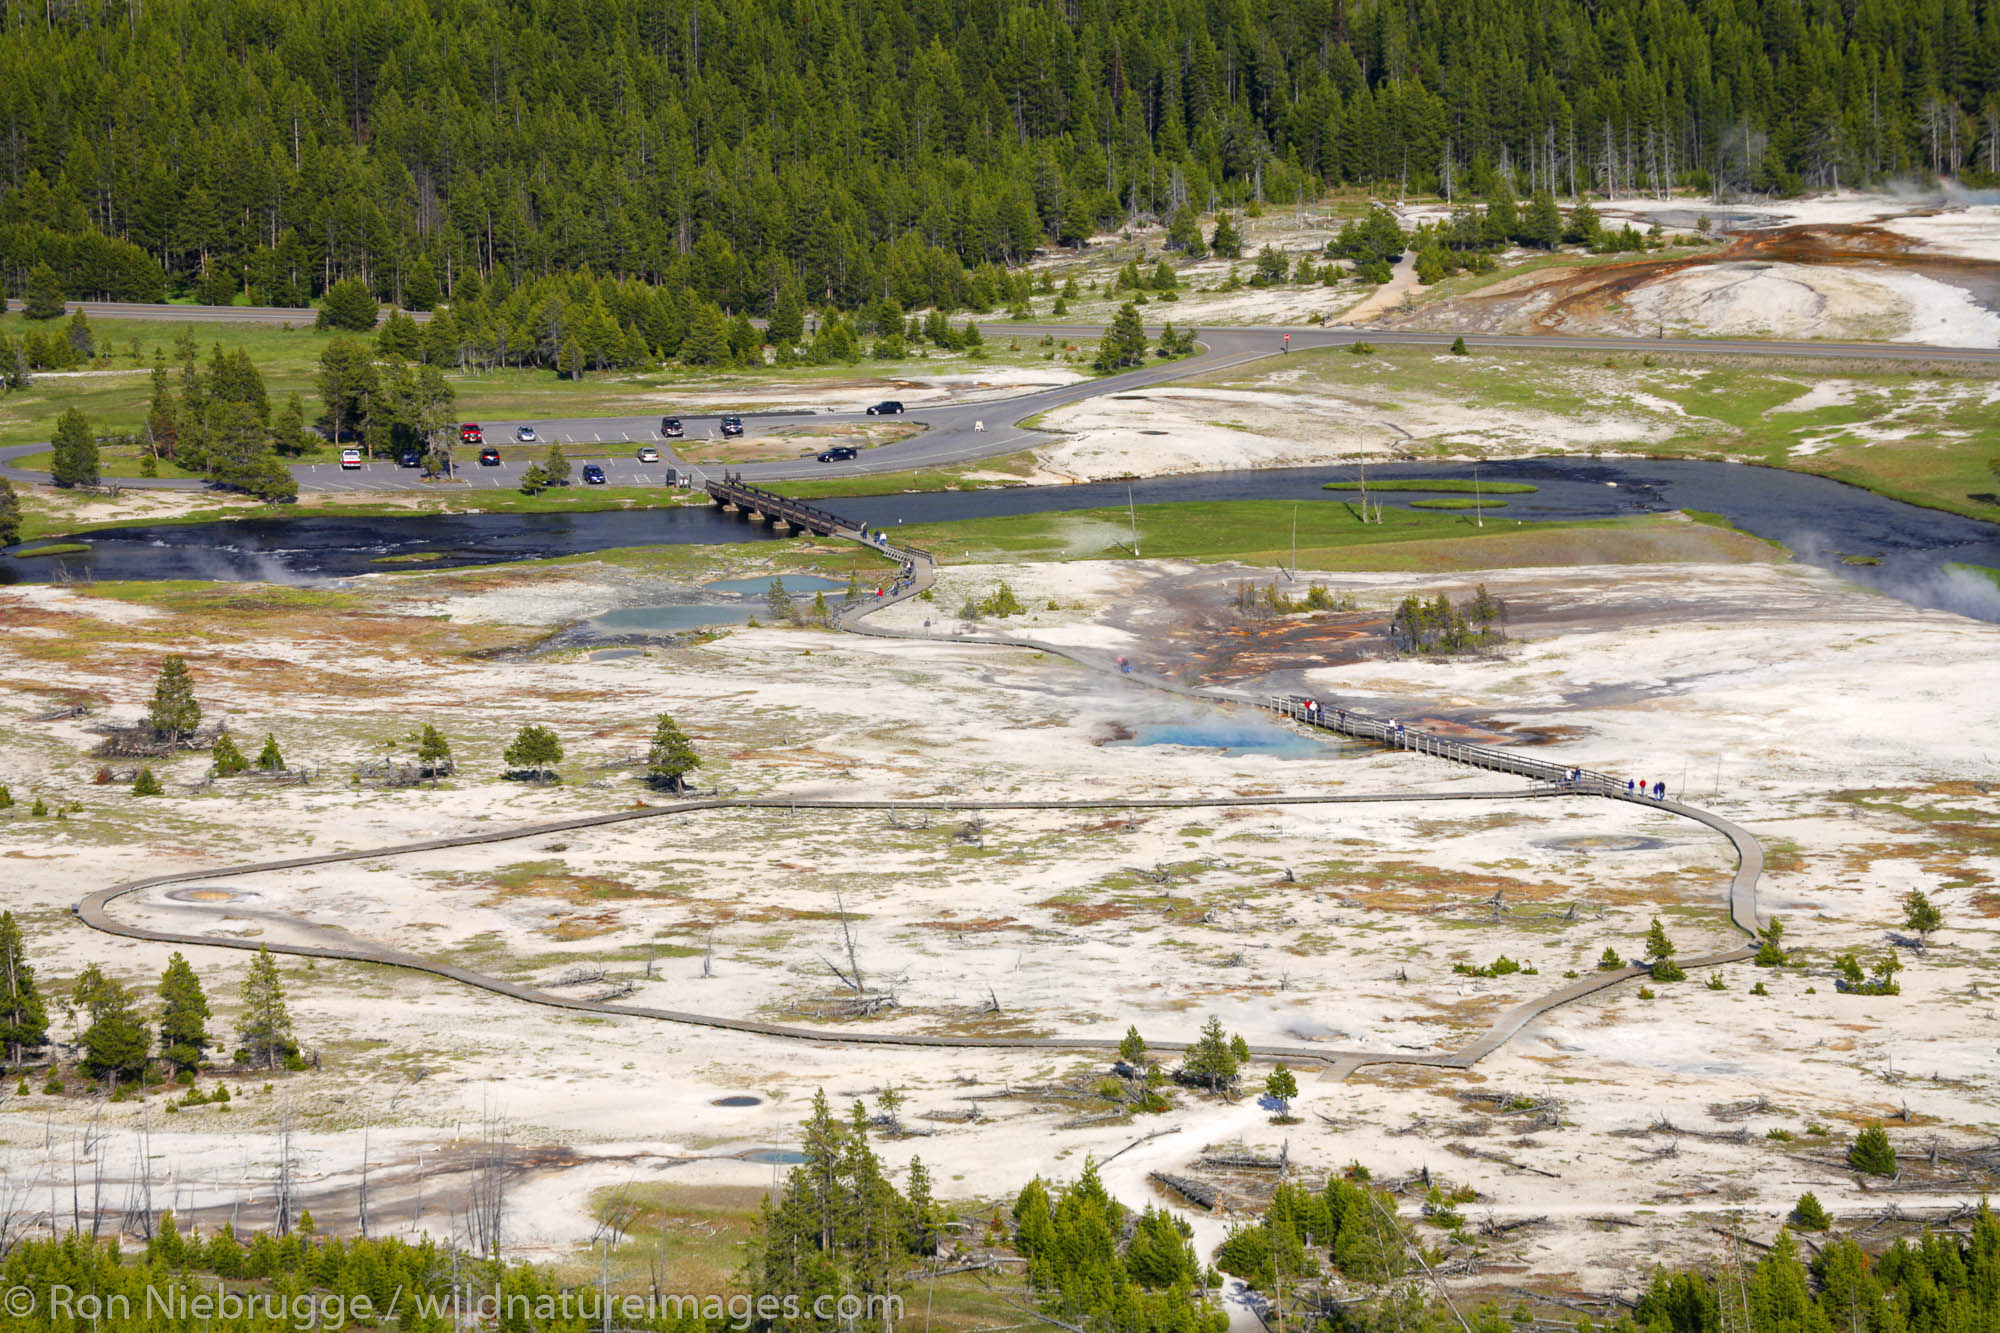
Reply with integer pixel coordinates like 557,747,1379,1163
515,426,538,443
636,446,661,463
340,448,363,469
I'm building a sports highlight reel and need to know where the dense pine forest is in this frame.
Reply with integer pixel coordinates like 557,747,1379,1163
2,0,1999,315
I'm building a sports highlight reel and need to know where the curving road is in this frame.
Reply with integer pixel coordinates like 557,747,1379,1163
5,309,2000,496
77,528,1767,1079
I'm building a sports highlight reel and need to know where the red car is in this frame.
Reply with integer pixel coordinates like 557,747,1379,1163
459,423,484,445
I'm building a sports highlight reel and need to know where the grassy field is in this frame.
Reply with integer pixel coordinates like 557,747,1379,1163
894,500,1781,569
0,310,1098,451
1206,344,2000,522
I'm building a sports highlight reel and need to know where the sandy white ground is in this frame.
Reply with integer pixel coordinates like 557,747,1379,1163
2,546,1997,1295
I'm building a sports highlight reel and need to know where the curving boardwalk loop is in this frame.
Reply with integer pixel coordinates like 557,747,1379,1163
77,521,1767,1079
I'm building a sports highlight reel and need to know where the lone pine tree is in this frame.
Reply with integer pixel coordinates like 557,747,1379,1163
149,655,201,743
237,945,295,1071
157,952,211,1073
75,965,149,1085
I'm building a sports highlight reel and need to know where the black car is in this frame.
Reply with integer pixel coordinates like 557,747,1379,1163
660,417,683,437
581,463,607,485
817,446,858,462
478,447,501,466
719,415,744,437
865,400,905,415
397,449,422,468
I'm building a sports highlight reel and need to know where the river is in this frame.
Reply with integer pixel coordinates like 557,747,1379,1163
7,459,1999,621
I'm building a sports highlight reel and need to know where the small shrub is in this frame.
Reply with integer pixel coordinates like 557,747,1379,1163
1848,1123,1897,1176
1791,1191,1831,1230
1453,955,1535,978
1650,958,1686,983
1596,947,1624,971
1767,1128,1793,1141
1751,981,1769,996
212,733,249,775
132,766,164,796
1705,974,1726,990
1637,986,1656,999
43,1077,62,1095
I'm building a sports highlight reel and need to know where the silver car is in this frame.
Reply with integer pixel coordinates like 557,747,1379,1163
515,426,538,443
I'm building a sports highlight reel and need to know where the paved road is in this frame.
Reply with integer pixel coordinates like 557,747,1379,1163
78,525,1767,1077
6,308,1999,495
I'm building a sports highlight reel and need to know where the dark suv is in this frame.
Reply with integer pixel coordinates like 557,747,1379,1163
478,447,501,466
720,415,744,437
660,417,683,437
581,463,607,485
866,400,905,415
397,449,422,468
817,446,858,462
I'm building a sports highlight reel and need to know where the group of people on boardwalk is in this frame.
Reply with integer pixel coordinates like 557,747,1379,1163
1296,698,1348,727
1295,694,1670,801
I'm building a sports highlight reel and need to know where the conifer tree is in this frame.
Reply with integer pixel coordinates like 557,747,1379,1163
157,952,211,1072
132,765,164,795
645,713,701,792
211,733,248,775
1265,1064,1298,1119
0,477,20,548
1183,1014,1238,1093
75,964,149,1084
1901,890,1943,948
149,655,201,743
504,724,562,781
50,406,100,488
1210,213,1244,258
237,946,294,1071
1643,918,1685,982
0,911,49,1065
21,262,64,319
1093,302,1147,372
255,733,284,770
416,723,452,784
1117,1025,1146,1066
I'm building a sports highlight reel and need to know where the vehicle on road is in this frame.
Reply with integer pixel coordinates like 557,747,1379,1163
340,448,363,469
660,417,683,437
397,449,422,468
817,446,858,462
581,463,607,485
460,423,484,445
514,426,537,443
866,400,905,415
636,446,661,463
720,415,744,437
478,447,501,466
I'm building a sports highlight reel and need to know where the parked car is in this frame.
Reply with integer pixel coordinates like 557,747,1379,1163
719,415,744,437
459,423,484,445
866,400,905,415
478,447,501,466
636,445,661,463
514,425,537,443
660,417,683,437
581,463,607,485
817,446,858,462
397,449,422,468
340,448,363,469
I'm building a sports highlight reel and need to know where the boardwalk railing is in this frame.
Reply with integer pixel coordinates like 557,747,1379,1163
1268,696,1624,793
704,475,855,537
